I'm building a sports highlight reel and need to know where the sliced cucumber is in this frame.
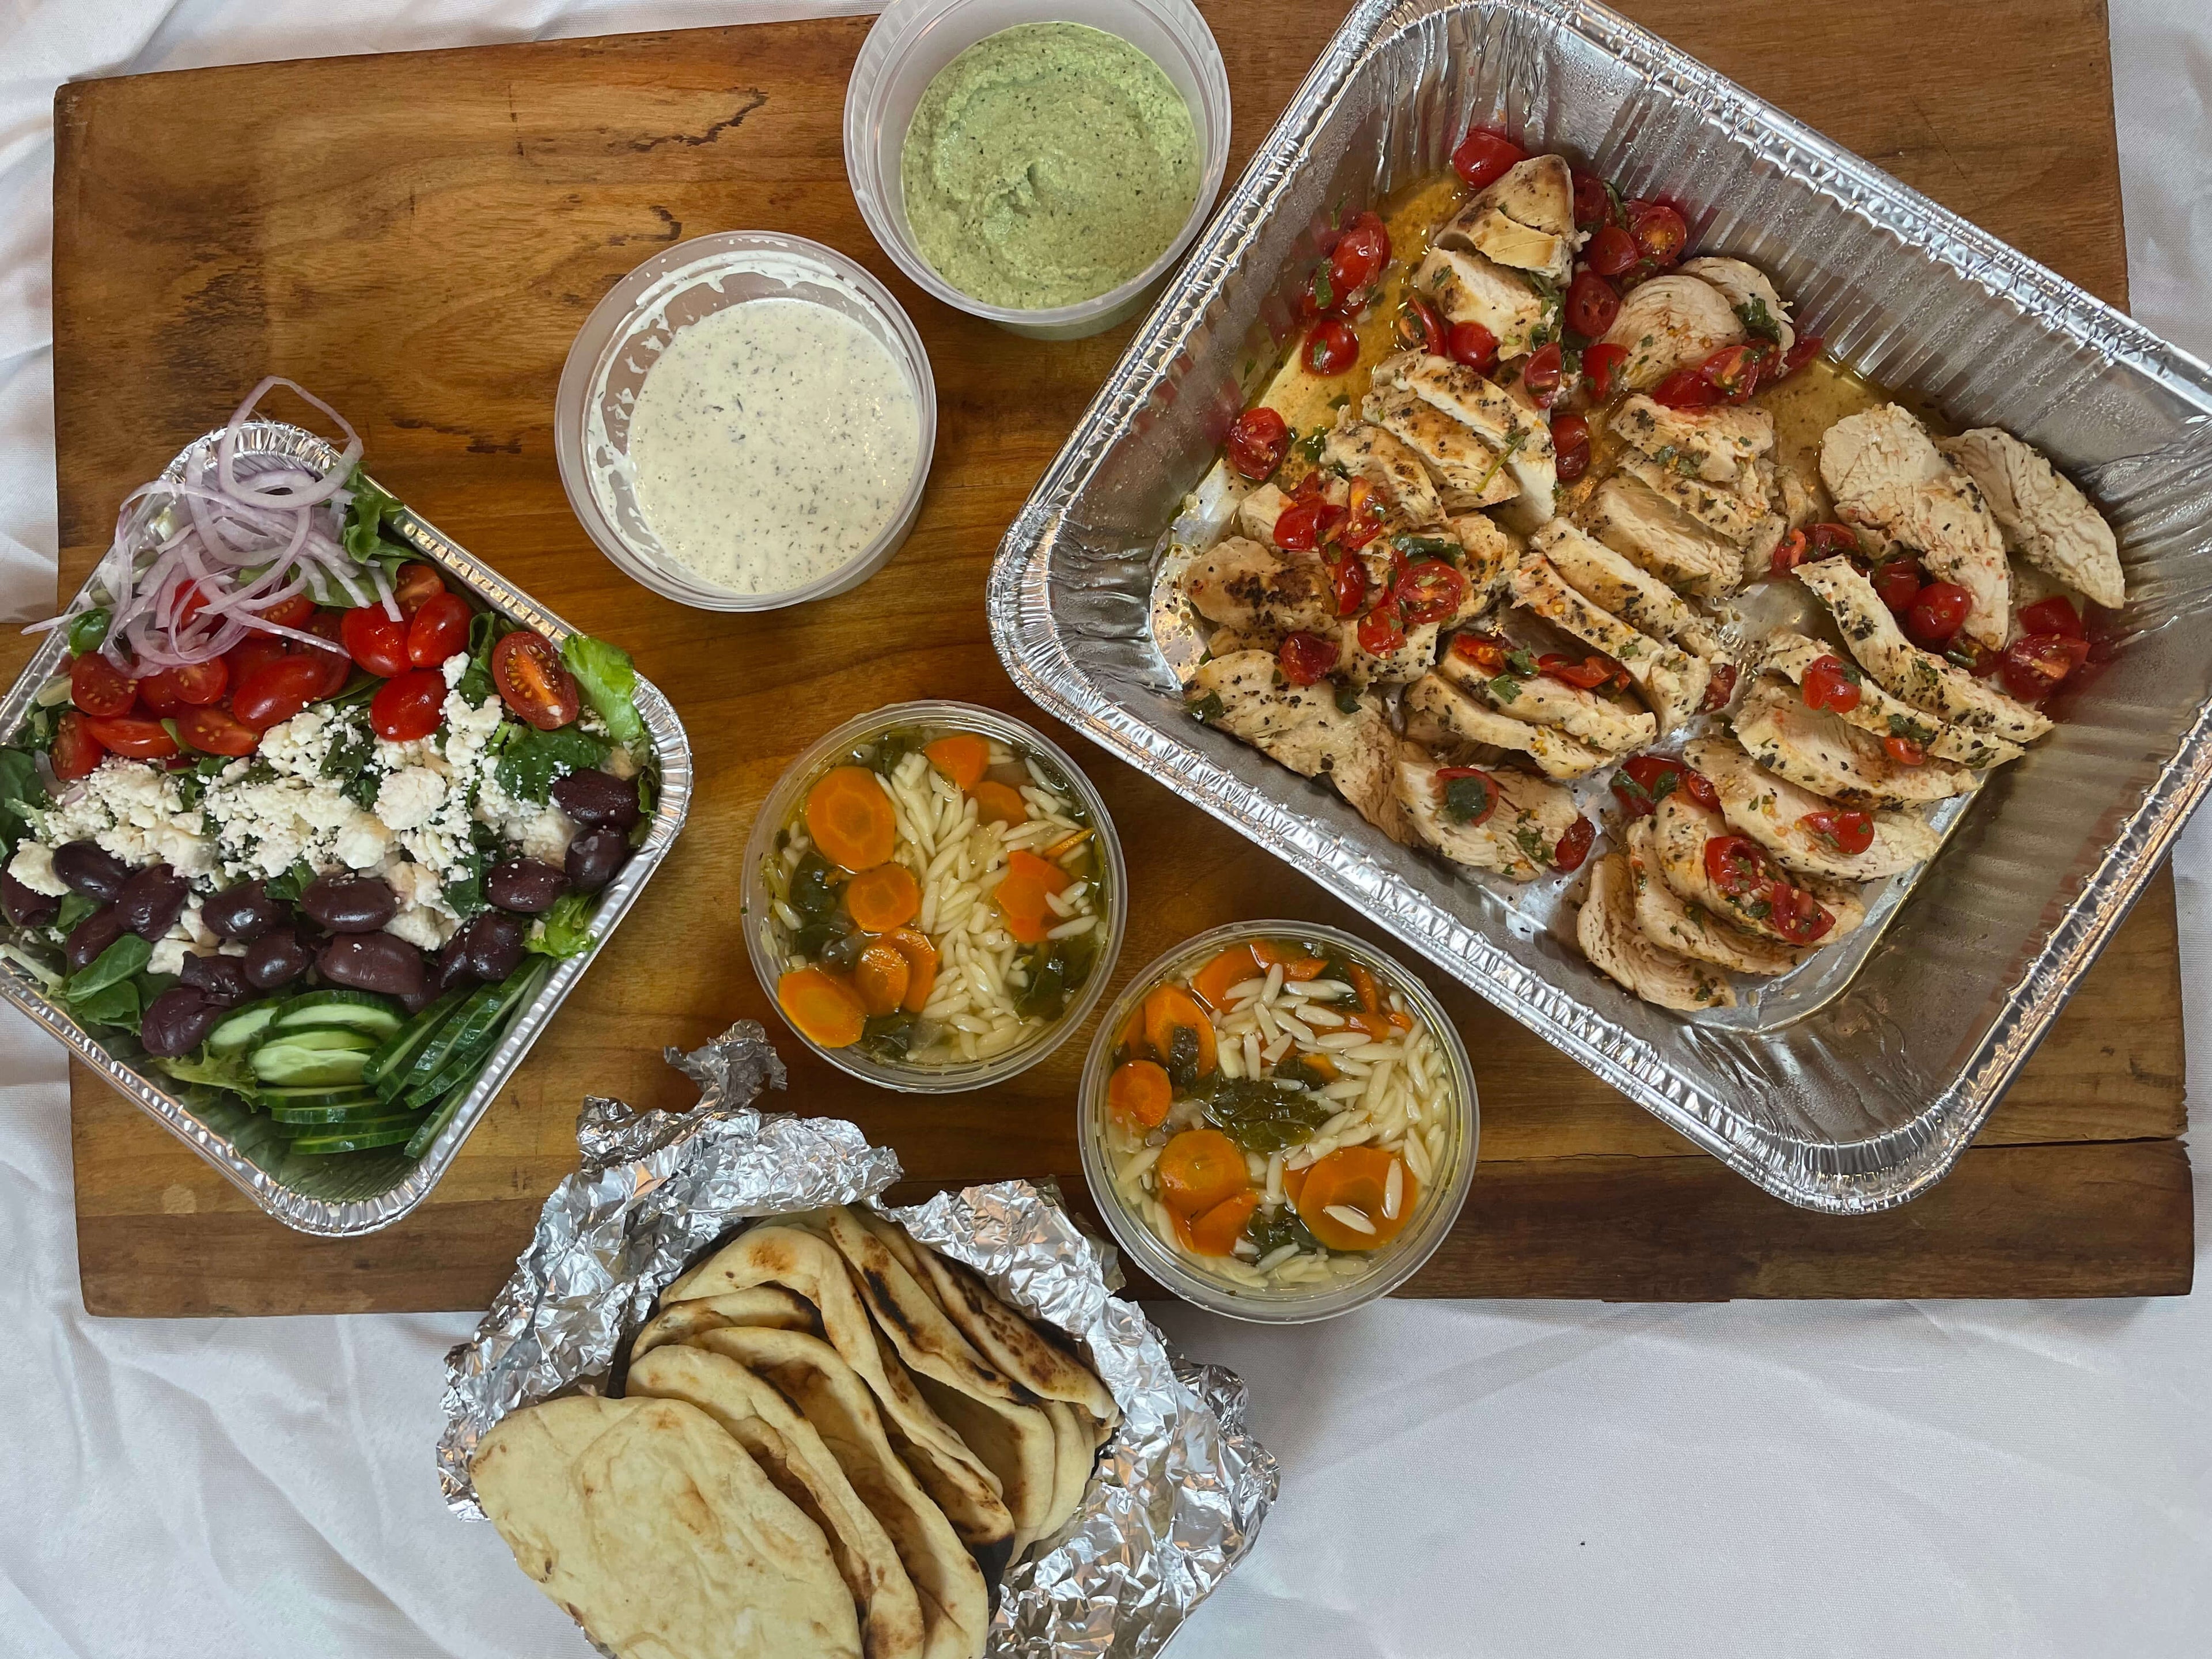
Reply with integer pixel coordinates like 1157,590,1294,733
403,1085,469,1159
288,1124,421,1154
261,1025,379,1054
274,1108,423,1134
394,983,506,1107
249,1046,373,1088
267,1099,402,1125
406,964,547,1108
273,989,404,1040
253,1084,383,1105
364,988,468,1101
207,1002,280,1058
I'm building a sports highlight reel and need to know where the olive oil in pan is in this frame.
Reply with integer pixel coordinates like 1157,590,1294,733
628,298,921,596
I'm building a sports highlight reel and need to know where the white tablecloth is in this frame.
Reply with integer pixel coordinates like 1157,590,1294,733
2,5,2207,1654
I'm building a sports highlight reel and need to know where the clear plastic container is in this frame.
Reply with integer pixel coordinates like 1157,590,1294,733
742,700,1126,1092
843,0,1232,339
554,231,938,611
1080,922,1479,1323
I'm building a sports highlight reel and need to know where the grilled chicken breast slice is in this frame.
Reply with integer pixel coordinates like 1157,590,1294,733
1191,652,1412,842
1323,415,1447,527
1372,352,1556,527
1648,792,1867,944
1609,393,1775,490
1623,820,1810,976
1512,548,1710,733
1583,471,1745,597
1599,274,1747,391
1678,256,1794,355
1444,207,1573,282
1448,512,1524,608
1732,676,1975,808
1234,480,1293,546
1760,629,2024,768
1578,852,1737,1010
1463,154,1577,241
1793,557,2052,744
1937,427,2125,609
1621,459,1773,550
1404,673,1610,779
1181,537,1336,637
1683,736,1941,880
1433,645,1657,751
1533,520,1724,657
1397,754,1582,881
1362,384,1520,510
1412,248,1551,360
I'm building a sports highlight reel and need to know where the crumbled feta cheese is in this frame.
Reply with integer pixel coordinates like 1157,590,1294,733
333,811,393,871
385,904,454,951
7,842,67,897
604,744,639,782
441,652,469,688
148,938,191,976
375,766,447,833
520,805,577,866
29,759,213,882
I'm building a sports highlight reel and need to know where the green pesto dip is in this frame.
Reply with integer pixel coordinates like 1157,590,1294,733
899,22,1201,311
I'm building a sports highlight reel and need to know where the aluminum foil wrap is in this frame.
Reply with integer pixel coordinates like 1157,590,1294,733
437,1022,1278,1657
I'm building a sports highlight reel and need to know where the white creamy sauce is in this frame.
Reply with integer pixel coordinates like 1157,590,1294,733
627,298,920,594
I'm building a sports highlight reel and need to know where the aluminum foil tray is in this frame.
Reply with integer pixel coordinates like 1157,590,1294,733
0,419,694,1236
990,0,2212,1213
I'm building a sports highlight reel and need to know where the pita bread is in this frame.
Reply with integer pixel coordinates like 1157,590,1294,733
628,1346,925,1659
694,1328,991,1659
631,1288,817,1361
1037,1401,1094,1540
669,1226,1013,1558
472,1394,861,1659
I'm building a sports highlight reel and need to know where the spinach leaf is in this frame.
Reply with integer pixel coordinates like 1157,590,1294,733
322,715,381,810
494,724,607,804
1187,690,1226,725
560,634,649,756
1197,1073,1332,1153
264,859,317,904
340,467,405,561
54,892,99,935
1247,1206,1322,1258
859,1012,918,1062
0,748,43,858
68,976,140,1029
443,842,489,920
68,933,152,1001
156,1050,259,1098
456,610,502,706
525,891,594,960
66,609,110,655
787,851,840,922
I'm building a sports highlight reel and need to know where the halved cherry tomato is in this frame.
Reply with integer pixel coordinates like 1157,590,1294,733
1432,764,1499,826
1702,661,1740,711
2000,632,2090,703
1273,497,1346,552
1539,652,1622,691
391,563,447,616
1701,343,1762,404
1341,479,1386,551
407,590,472,668
1800,808,1875,857
1627,202,1688,265
168,658,229,707
51,710,104,781
1277,631,1338,687
1399,294,1447,357
1357,603,1406,655
1552,816,1596,873
1801,654,1862,714
2018,594,2084,640
1551,413,1591,483
225,633,291,685
1581,342,1631,400
1395,560,1468,627
298,611,353,698
1305,318,1360,376
1329,210,1391,306
1571,169,1613,230
69,651,136,717
1883,735,1929,767
1705,834,1774,898
1522,342,1565,406
371,666,448,743
1450,126,1525,190
82,714,177,760
1565,270,1620,338
1871,558,1924,613
1225,407,1290,480
1780,334,1824,377
490,631,580,730
340,604,410,677
1958,640,2006,678
1904,582,1971,646
1613,753,1719,817
1652,368,1721,410
1805,523,1859,558
1331,553,1368,617
135,668,185,717
1769,529,1809,577
233,656,329,730
1767,880,1836,945
175,704,260,757
166,578,211,629
1451,633,1510,672
1446,320,1499,373
258,593,317,630
1584,223,1639,276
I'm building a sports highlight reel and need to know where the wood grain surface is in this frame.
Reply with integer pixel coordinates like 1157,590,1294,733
42,0,2190,1316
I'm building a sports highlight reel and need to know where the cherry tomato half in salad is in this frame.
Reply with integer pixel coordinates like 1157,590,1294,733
232,656,330,731
168,657,229,707
82,714,177,760
1450,127,1525,191
257,593,317,630
1766,881,1836,945
407,591,473,668
1799,808,1876,857
135,668,185,717
1564,270,1620,339
1431,765,1500,826
1904,582,1972,647
1304,317,1361,377
391,563,448,616
1882,735,1929,767
1225,408,1291,480
299,609,353,699
2018,594,2084,640
1395,560,1468,627
1627,202,1688,266
2000,632,2090,703
1801,654,1862,714
1704,833,1774,899
370,667,448,742
1612,753,1719,817
1581,342,1631,402
69,650,136,718
1446,320,1499,373
1570,169,1613,231
1701,343,1762,404
1521,342,1566,406
1552,816,1596,874
1551,413,1592,483
1584,224,1639,277
1780,334,1825,377
1274,497,1346,552
1539,652,1624,691
1870,559,1923,613
225,633,291,685
1277,631,1338,687
1652,368,1721,410
1331,554,1368,617
1329,211,1391,305
1340,480,1387,552
490,630,581,730
1398,295,1447,357
1357,603,1406,656
51,710,104,781
341,604,411,677
175,704,260,757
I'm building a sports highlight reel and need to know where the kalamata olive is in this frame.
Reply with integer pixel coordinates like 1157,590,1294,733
203,880,283,941
552,767,641,831
565,826,628,894
300,872,399,933
52,840,128,902
458,910,528,982
2,871,58,928
141,986,224,1058
486,858,569,914
179,952,251,1007
243,927,314,990
318,931,425,998
114,862,189,941
65,904,126,972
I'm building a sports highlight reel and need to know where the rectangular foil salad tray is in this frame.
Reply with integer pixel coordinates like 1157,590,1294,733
990,0,2212,1213
0,419,694,1237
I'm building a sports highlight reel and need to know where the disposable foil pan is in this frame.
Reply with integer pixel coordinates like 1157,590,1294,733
0,419,694,1237
990,0,2212,1213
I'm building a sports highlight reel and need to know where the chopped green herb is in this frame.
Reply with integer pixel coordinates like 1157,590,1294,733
1442,774,1495,825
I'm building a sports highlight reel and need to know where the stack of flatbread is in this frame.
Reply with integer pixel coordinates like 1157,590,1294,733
471,1207,1120,1659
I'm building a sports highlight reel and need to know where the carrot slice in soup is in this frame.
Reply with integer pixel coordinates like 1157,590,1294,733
993,847,1071,944
971,779,1028,826
806,766,897,872
1155,1127,1248,1215
845,862,921,932
1191,945,1260,1011
1251,939,1327,980
853,941,912,1017
1182,1190,1262,1256
1346,961,1382,1014
778,967,867,1048
1295,1145,1416,1251
881,926,938,1013
1107,1058,1173,1129
923,732,990,791
1142,985,1217,1077
1282,1163,1310,1207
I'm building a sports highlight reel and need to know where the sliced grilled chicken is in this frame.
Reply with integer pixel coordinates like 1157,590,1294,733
1937,427,2125,609
1760,629,2024,769
1463,154,1577,241
1192,651,1411,842
1678,256,1794,355
1609,393,1774,490
1622,458,1774,551
1578,852,1736,1010
1235,480,1293,545
1412,248,1551,360
1534,519,1724,657
1397,753,1582,881
1362,384,1520,510
1510,548,1710,734
1433,644,1657,752
1181,537,1336,637
1448,511,1523,607
1819,404,2009,649
1405,673,1610,779
1732,676,1975,808
1775,461,1826,531
1793,558,2052,744
1623,819,1810,976
1333,617,1441,687
1323,415,1446,527
1372,353,1556,527
1684,736,1941,880
1441,208,1572,283
1583,471,1744,596
1598,274,1747,391
1648,792,1868,944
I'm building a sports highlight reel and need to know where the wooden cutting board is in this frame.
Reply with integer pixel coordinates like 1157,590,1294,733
41,0,2189,1316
